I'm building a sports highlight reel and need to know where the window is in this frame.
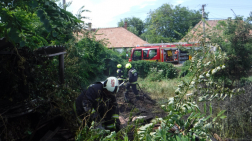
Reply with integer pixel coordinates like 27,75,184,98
133,50,142,61
149,49,157,59
143,50,148,59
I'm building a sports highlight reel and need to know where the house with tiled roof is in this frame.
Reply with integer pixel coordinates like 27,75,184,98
181,20,228,43
76,22,148,50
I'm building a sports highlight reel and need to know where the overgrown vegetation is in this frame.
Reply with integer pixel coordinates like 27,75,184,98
210,17,252,83
1,0,252,140
130,60,178,79
0,1,122,140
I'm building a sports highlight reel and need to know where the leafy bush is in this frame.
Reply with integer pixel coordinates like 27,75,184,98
130,60,178,79
118,48,131,60
210,18,252,82
65,37,123,88
179,60,191,77
0,0,80,49
145,70,163,81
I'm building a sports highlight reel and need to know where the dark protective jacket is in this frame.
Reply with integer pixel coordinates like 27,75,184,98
117,68,124,78
75,83,116,119
75,82,120,131
128,67,138,83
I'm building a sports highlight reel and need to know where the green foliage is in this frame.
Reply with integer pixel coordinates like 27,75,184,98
0,1,124,140
140,4,203,43
131,60,178,79
75,126,112,141
154,44,240,139
178,60,192,77
146,71,164,82
118,17,145,37
118,48,131,60
210,17,252,81
65,37,123,88
0,0,81,49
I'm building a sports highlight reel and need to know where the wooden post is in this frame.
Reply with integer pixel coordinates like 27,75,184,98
59,54,64,84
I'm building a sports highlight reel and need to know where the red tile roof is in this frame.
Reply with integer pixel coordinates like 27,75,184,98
181,20,226,42
94,27,148,48
76,27,148,48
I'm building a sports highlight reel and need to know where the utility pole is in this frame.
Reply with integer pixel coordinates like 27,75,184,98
202,4,206,42
231,9,237,18
63,0,66,10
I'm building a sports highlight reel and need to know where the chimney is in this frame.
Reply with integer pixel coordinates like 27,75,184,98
124,22,127,30
88,22,92,31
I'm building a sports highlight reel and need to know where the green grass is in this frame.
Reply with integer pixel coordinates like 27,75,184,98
137,75,192,102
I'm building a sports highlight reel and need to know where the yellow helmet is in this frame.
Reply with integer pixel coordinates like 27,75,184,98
117,64,122,68
125,63,132,69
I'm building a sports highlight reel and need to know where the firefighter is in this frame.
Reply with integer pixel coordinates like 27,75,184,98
116,64,124,84
75,77,120,132
124,63,141,102
174,50,179,61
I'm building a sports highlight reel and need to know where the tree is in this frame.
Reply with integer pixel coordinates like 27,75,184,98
210,17,252,82
118,17,145,36
0,0,81,49
141,4,203,43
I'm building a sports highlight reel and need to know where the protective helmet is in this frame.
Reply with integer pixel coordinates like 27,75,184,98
103,77,119,93
117,64,122,68
125,63,132,69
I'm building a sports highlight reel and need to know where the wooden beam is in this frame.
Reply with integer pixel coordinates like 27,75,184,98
46,52,66,57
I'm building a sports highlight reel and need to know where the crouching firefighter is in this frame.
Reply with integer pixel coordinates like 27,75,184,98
117,64,124,84
124,63,141,102
74,77,120,132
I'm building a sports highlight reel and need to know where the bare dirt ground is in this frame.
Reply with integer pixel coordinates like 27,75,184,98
115,86,167,140
116,86,167,128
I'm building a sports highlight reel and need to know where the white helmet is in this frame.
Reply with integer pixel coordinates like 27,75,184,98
103,77,119,93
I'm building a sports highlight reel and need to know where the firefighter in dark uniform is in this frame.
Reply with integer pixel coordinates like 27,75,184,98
75,77,120,132
117,64,124,84
124,63,141,102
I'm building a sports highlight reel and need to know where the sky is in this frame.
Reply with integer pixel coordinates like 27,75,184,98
63,0,252,28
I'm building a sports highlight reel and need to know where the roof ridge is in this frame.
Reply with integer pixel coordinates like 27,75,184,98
206,19,227,21
91,27,122,30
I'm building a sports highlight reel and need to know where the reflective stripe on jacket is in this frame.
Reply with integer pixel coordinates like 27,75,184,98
128,68,138,82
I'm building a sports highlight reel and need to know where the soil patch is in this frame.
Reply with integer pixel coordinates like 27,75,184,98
116,86,167,128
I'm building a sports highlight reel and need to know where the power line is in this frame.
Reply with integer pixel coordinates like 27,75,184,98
206,5,252,9
210,12,227,18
